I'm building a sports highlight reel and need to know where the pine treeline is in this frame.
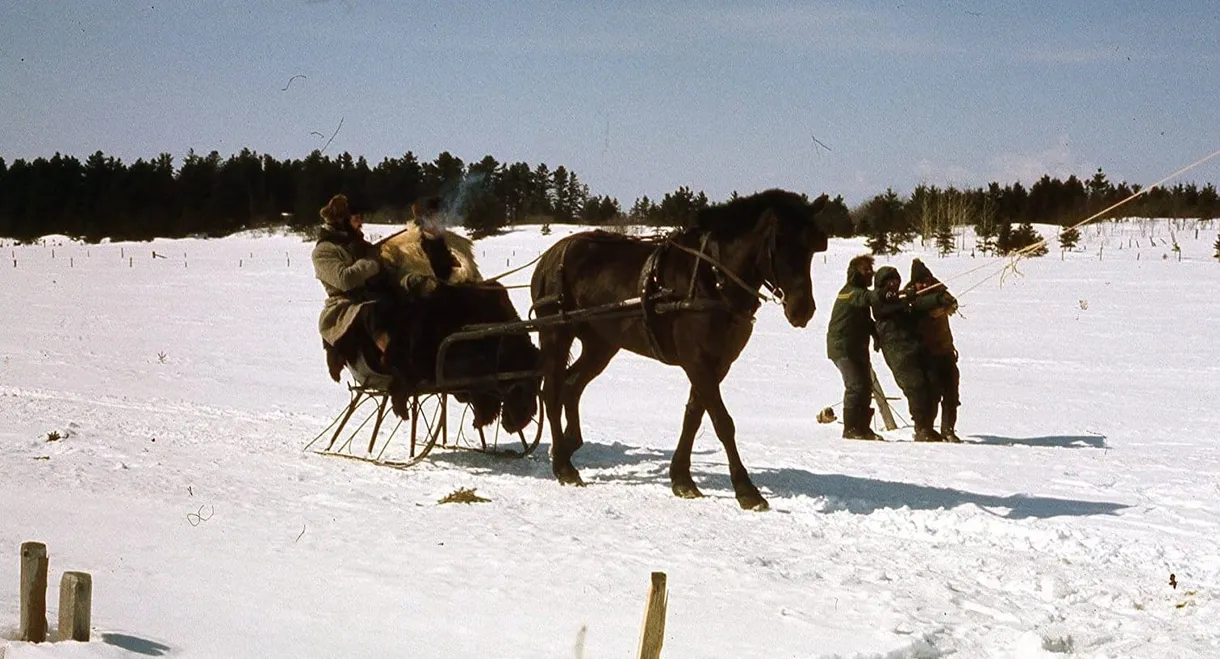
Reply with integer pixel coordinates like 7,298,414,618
0,149,634,242
849,168,1219,258
1,151,1217,250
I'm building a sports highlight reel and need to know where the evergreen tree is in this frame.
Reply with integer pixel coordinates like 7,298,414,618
1002,223,1048,257
629,196,656,225
853,189,907,255
865,230,892,256
1059,226,1081,252
1213,234,1220,260
820,195,853,238
935,225,955,256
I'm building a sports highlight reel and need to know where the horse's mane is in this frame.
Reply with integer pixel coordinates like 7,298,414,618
686,189,818,239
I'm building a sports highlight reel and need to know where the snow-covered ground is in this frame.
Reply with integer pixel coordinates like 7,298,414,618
2,218,1218,658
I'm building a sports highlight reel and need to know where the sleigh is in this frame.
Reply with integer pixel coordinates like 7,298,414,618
304,221,545,469
303,317,547,469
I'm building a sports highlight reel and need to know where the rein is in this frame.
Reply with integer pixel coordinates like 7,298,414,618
665,230,785,306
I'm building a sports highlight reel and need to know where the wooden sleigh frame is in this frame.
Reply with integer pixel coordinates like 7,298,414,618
303,326,546,469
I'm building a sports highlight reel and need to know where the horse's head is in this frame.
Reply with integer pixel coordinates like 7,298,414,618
757,192,830,328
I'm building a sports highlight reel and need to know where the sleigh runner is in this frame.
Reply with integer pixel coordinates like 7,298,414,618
304,324,546,469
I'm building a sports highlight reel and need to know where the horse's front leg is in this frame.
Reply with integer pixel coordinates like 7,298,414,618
539,328,582,486
670,387,705,499
683,366,768,511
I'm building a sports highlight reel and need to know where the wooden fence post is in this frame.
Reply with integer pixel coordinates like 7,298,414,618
58,571,92,642
869,368,899,431
20,541,49,643
637,571,668,659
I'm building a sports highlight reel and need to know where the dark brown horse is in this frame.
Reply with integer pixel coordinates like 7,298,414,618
529,189,830,510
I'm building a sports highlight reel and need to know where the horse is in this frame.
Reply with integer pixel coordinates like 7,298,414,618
529,189,830,510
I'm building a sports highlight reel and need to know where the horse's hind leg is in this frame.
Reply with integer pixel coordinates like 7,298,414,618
539,326,582,485
683,365,768,511
670,387,706,499
561,334,619,454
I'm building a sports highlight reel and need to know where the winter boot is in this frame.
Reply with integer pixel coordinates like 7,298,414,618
844,407,884,441
840,406,859,439
912,406,944,442
862,408,885,440
940,404,961,443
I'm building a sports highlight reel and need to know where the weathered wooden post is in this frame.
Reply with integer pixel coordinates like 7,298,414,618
869,368,899,431
58,571,92,642
20,541,49,642
637,571,668,659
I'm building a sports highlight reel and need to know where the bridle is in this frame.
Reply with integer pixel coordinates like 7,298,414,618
665,209,787,307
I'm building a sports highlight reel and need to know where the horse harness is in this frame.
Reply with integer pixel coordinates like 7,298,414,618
546,226,786,364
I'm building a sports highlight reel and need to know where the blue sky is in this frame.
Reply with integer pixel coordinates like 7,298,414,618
2,1,1218,207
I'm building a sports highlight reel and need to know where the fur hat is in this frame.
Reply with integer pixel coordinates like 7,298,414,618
874,265,901,288
910,258,935,283
320,194,352,227
411,196,443,221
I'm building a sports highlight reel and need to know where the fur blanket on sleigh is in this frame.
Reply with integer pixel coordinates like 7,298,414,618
378,221,483,286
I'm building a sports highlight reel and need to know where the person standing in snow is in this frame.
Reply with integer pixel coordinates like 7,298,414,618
907,259,962,442
871,265,946,442
826,254,884,440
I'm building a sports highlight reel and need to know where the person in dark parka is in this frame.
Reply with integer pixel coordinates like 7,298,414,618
826,254,883,440
871,265,945,442
908,259,962,442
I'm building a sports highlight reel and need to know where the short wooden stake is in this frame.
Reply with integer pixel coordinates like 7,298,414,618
58,571,92,642
637,571,668,659
20,541,49,643
129,257,133,268
869,367,899,431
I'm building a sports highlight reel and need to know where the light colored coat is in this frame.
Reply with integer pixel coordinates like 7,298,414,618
312,236,381,346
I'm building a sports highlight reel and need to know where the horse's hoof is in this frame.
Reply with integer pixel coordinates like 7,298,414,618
672,482,703,499
737,493,770,511
555,466,585,487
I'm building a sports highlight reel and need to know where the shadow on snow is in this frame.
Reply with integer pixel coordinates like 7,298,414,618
419,439,1129,520
102,633,173,656
966,433,1108,449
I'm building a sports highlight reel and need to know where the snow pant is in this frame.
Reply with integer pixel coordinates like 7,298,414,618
883,350,939,430
927,352,960,431
833,355,873,432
